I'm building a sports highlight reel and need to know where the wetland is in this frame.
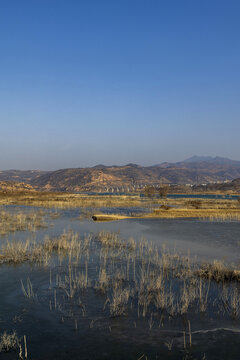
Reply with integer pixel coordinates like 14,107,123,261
0,194,240,359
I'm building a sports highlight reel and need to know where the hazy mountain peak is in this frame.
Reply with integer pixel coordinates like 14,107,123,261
125,163,140,167
183,156,217,163
183,155,239,165
92,164,107,169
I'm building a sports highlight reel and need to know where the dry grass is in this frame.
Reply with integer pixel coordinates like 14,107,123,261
0,209,47,236
196,260,240,282
1,228,240,360
21,278,35,298
108,287,130,316
1,200,239,359
148,207,240,220
0,230,90,265
2,228,240,332
0,192,146,208
0,191,239,211
92,214,130,221
95,268,109,293
0,331,20,352
221,285,240,319
92,208,240,221
0,239,32,264
0,331,28,359
0,191,239,221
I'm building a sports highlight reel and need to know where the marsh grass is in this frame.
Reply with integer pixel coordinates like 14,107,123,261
1,192,240,222
206,213,240,221
0,330,20,352
0,209,47,236
0,239,31,264
48,230,240,323
21,278,35,298
150,207,240,220
108,287,130,316
0,331,29,359
0,192,146,208
196,260,240,282
221,285,240,319
95,268,109,293
2,228,240,357
1,200,239,359
0,229,92,265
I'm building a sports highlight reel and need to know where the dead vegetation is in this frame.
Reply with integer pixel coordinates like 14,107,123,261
0,196,238,359
0,230,88,265
0,209,47,236
149,207,240,220
0,192,145,208
0,191,240,221
0,331,20,352
0,331,29,359
196,260,240,282
1,229,240,322
1,227,240,358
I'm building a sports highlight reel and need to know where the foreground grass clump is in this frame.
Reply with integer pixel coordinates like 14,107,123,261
0,209,47,236
0,331,28,359
0,331,20,352
0,230,86,265
0,240,32,264
196,260,240,282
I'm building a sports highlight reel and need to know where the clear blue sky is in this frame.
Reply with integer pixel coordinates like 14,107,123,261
0,0,239,170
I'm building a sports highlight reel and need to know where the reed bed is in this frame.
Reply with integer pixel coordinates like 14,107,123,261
1,230,240,320
92,208,240,221
205,213,240,221
0,331,28,359
1,229,240,358
0,331,20,352
0,209,47,236
0,192,240,222
0,192,146,208
0,230,89,265
149,208,240,220
0,191,238,208
195,260,240,282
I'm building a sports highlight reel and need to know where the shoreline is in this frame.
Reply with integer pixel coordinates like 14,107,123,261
92,208,240,221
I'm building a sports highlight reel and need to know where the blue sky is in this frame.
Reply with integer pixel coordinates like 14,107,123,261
0,0,239,170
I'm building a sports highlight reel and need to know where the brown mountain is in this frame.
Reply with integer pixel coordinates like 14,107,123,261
0,170,48,182
193,178,240,193
30,157,240,192
1,157,240,192
0,181,35,192
31,164,156,192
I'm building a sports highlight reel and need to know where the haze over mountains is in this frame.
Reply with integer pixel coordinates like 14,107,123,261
0,156,240,192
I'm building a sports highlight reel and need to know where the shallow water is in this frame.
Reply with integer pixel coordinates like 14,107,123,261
0,205,240,359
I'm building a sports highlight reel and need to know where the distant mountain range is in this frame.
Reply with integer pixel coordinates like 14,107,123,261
181,155,240,165
0,170,48,183
0,156,240,192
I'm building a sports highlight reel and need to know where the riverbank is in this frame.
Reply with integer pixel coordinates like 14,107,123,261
0,191,240,220
92,208,240,221
0,191,239,208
